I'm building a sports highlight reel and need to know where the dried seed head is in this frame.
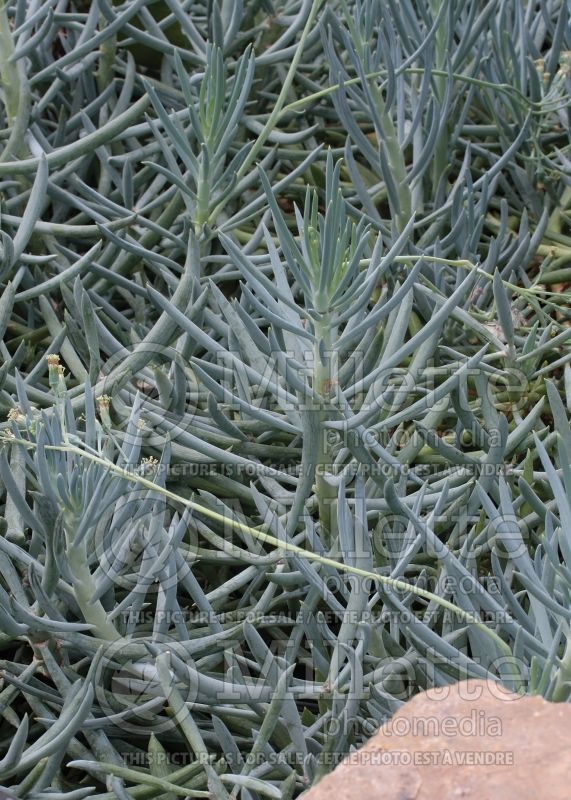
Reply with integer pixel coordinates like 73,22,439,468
559,51,571,75
47,354,63,392
97,394,112,427
139,455,159,476
7,406,23,422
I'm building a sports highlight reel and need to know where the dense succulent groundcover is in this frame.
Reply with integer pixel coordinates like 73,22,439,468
0,0,570,797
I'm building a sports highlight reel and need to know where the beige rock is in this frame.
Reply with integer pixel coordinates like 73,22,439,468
303,679,571,799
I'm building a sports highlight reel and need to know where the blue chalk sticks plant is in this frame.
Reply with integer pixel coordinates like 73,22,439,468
0,0,570,798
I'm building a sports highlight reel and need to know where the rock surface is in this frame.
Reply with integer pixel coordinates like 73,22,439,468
303,679,571,799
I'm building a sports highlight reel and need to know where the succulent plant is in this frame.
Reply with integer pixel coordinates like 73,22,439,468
0,0,570,798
